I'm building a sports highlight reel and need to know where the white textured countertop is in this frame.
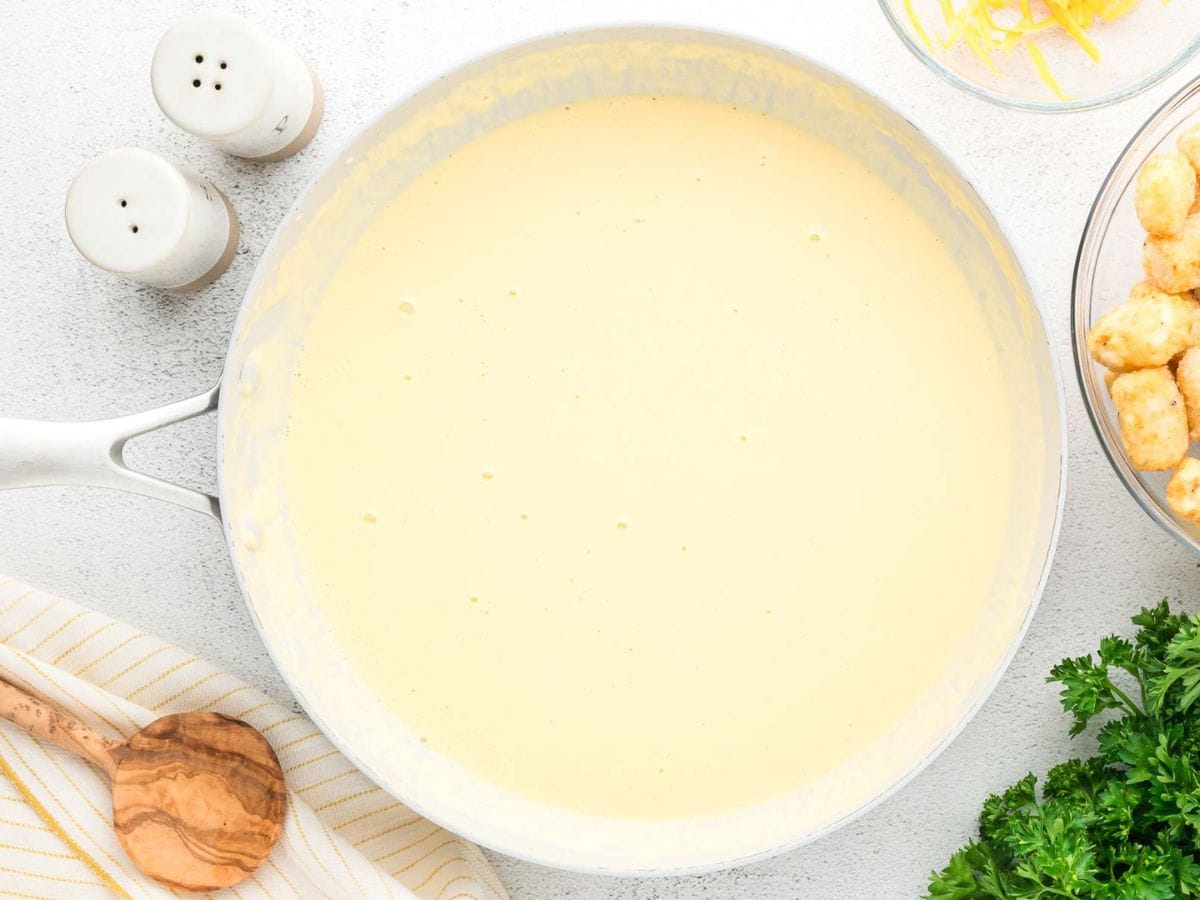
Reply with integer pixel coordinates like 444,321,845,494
2,2,1199,897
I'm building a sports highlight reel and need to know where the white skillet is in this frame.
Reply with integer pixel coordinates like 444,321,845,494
0,28,1066,875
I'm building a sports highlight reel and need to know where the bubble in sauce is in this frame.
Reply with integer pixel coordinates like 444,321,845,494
240,517,263,551
238,355,261,397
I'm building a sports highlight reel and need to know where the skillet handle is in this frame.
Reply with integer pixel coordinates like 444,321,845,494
0,385,221,519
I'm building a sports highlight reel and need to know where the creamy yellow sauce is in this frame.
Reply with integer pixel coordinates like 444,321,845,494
285,95,1014,819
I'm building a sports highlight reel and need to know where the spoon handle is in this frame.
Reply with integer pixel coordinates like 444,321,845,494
0,677,119,779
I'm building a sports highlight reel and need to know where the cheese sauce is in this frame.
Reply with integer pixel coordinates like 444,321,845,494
285,95,1014,819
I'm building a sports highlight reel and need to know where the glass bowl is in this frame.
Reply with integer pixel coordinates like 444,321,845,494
1074,76,1200,554
880,0,1200,112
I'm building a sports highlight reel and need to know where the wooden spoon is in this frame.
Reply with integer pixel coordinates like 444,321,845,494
0,677,286,892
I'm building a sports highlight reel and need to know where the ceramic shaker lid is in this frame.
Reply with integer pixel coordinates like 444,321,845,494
151,10,322,160
65,147,238,290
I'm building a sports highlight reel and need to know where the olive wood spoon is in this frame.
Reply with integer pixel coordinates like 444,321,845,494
0,676,286,892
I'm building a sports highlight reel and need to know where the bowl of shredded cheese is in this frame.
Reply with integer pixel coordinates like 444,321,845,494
880,0,1200,111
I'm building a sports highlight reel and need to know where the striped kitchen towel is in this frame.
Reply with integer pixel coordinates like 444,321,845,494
0,577,509,900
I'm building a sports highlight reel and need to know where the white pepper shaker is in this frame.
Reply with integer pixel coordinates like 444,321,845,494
151,10,323,160
64,147,238,291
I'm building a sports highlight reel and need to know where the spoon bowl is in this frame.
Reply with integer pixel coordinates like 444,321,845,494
111,711,287,892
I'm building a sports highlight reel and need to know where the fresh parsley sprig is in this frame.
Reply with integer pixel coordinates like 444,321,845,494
928,601,1200,899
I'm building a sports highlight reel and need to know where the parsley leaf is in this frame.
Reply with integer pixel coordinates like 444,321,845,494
928,603,1200,899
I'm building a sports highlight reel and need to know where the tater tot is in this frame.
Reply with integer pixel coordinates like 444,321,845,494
1145,213,1200,293
1086,289,1199,371
1178,347,1200,440
1128,280,1159,303
1136,153,1196,236
1168,458,1200,524
1179,123,1200,174
1111,367,1189,470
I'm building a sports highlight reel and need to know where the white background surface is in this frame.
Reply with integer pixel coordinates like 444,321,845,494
2,2,1199,897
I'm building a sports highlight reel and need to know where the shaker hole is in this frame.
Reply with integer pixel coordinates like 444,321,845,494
131,225,139,234
119,199,127,208
192,79,201,88
219,61,227,69
195,54,204,63
214,83,222,91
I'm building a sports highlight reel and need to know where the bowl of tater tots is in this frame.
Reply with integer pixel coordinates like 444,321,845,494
1075,77,1200,548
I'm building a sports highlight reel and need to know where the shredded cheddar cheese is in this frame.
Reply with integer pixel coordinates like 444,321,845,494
904,0,1153,100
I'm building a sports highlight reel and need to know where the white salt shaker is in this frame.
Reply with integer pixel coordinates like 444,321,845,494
151,10,323,160
64,147,238,291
